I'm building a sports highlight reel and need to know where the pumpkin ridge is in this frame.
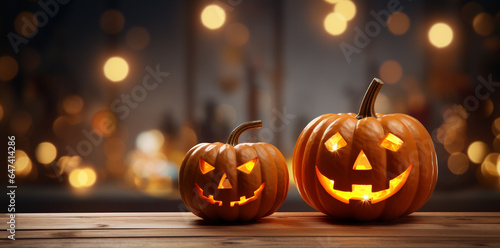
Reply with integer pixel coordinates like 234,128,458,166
295,114,332,207
304,116,338,212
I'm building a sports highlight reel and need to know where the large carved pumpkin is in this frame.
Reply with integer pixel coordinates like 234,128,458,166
293,79,437,221
180,121,289,221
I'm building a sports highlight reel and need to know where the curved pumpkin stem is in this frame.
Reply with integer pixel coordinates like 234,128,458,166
227,120,263,146
356,78,384,119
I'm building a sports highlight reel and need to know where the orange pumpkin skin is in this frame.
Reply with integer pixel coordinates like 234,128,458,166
180,121,289,222
293,79,437,221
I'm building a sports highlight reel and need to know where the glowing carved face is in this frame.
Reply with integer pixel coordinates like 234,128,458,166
316,132,412,204
195,158,265,207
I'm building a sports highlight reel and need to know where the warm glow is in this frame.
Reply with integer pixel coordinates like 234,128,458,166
218,173,233,189
91,109,117,137
493,118,500,136
387,12,410,35
103,57,129,82
100,10,125,34
62,95,84,115
225,23,250,47
35,142,57,165
480,153,500,177
353,151,372,170
195,182,265,207
447,152,469,175
201,5,226,30
230,183,265,207
13,150,32,177
325,132,347,152
324,12,347,36
473,12,494,36
237,158,257,174
316,164,413,204
467,141,489,164
69,167,97,188
379,60,403,84
0,56,19,81
136,129,165,155
334,0,356,21
200,159,215,174
380,133,404,152
0,104,3,121
428,23,453,48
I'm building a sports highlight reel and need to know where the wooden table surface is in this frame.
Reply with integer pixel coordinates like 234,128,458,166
1,212,499,247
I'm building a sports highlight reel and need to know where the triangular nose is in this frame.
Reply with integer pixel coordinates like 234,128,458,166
353,150,372,170
218,173,233,189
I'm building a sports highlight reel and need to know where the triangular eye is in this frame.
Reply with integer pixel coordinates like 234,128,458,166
380,133,404,151
325,132,347,152
237,158,257,174
200,159,215,174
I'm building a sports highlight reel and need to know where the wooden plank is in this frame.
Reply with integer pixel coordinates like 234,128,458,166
1,236,499,248
12,225,500,239
6,212,500,230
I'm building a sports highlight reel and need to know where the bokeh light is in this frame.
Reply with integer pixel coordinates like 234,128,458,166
201,5,226,30
483,99,494,117
448,152,469,175
100,10,125,34
428,23,453,48
136,129,165,155
225,23,250,47
14,12,38,37
91,109,117,137
13,150,33,177
387,12,410,35
334,0,356,21
62,95,84,115
473,12,494,36
324,12,347,36
481,153,500,178
379,60,403,84
467,141,489,164
126,26,150,50
103,57,129,82
36,142,57,165
69,167,97,188
0,56,19,81
373,92,390,114
493,118,500,136
57,155,82,174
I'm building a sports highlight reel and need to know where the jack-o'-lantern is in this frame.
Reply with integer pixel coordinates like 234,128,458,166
180,121,289,221
293,79,437,221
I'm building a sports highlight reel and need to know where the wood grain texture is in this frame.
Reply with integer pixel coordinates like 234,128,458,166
1,212,499,247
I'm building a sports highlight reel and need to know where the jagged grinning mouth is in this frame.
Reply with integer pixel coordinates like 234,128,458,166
315,164,413,204
195,183,266,207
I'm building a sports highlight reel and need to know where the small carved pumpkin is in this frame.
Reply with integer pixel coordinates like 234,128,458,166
293,79,438,221
180,121,289,221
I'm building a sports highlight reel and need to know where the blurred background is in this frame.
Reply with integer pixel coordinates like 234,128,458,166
1,0,500,212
